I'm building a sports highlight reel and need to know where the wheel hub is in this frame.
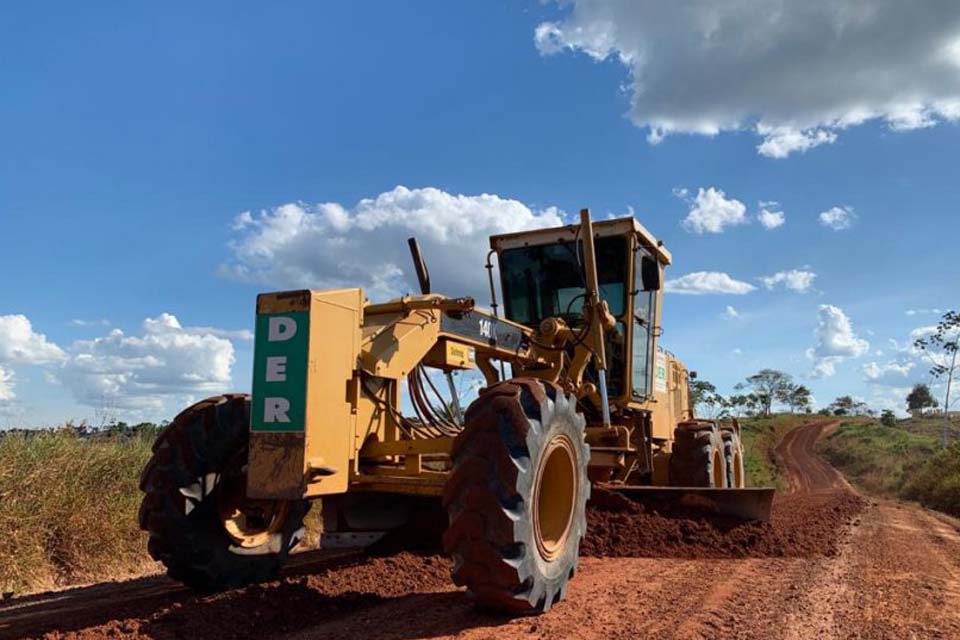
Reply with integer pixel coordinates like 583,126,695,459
532,434,578,562
217,474,290,548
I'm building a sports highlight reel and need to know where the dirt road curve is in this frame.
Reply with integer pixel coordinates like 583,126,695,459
4,420,960,639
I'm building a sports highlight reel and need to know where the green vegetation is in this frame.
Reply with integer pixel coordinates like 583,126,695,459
739,414,811,489
817,420,939,497
817,415,960,519
0,427,159,595
903,442,960,517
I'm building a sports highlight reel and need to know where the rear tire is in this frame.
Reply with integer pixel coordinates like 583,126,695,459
721,429,746,488
442,378,590,614
138,394,309,591
668,421,728,488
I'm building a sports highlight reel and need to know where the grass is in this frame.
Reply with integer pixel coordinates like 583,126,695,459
903,442,960,517
817,420,940,498
817,415,960,519
738,413,813,489
0,429,158,595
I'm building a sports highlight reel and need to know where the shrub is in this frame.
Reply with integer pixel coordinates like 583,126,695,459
904,443,960,518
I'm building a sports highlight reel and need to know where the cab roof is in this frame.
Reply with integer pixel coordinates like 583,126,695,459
489,216,672,265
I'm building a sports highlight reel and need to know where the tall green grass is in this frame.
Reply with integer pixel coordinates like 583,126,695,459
904,443,960,518
0,429,157,595
817,421,940,498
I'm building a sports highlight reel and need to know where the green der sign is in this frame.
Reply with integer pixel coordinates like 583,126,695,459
251,311,309,432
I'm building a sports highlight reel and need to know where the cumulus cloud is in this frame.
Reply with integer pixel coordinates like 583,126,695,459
678,187,748,234
724,305,740,319
862,360,916,385
665,272,756,295
534,2,960,157
819,206,857,230
760,269,817,293
221,186,566,302
0,365,14,402
55,314,236,414
808,304,869,377
0,315,66,364
757,203,785,229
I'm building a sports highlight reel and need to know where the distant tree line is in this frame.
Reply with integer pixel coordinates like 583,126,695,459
690,369,814,418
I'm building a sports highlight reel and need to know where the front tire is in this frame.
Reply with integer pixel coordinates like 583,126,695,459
138,394,309,591
442,379,590,614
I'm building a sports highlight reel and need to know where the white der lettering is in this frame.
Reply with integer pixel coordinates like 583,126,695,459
265,356,287,382
268,316,297,342
264,397,291,423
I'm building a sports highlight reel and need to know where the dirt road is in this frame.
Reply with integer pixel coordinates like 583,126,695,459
4,420,960,639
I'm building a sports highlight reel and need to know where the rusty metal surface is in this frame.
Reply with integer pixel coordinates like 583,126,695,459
246,431,306,500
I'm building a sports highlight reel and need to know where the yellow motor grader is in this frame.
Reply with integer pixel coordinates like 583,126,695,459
139,210,772,613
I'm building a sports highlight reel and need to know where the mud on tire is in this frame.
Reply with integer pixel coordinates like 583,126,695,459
668,421,728,488
442,378,590,614
138,394,309,592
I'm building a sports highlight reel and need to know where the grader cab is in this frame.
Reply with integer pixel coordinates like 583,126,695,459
139,209,773,614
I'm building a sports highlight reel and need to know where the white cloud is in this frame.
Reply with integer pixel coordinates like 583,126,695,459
0,365,14,402
760,269,817,293
678,187,748,234
0,315,66,365
144,313,253,342
70,319,110,328
665,272,756,295
819,206,857,230
221,186,566,302
55,314,236,414
905,308,942,316
755,126,838,159
862,360,916,385
808,304,869,377
724,305,740,319
757,203,785,229
535,2,960,157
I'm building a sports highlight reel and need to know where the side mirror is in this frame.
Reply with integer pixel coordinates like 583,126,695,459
640,255,661,291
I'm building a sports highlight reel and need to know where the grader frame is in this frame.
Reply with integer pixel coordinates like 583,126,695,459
139,208,772,614
246,212,683,502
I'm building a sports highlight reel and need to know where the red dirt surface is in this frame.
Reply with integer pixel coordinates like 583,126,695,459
582,488,864,560
4,419,960,639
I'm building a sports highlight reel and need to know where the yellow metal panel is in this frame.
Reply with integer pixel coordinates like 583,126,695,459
303,288,364,496
359,308,441,379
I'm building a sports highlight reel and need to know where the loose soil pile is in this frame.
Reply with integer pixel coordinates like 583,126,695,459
582,488,865,559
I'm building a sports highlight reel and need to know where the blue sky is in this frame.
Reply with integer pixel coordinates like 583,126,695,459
1,1,958,425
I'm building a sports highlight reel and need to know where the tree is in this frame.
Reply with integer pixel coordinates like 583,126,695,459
914,310,959,448
689,379,717,408
906,384,938,417
736,369,793,416
829,395,868,416
690,379,728,419
880,409,897,427
785,384,812,413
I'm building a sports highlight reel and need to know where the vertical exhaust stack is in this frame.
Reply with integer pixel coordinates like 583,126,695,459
407,237,431,295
